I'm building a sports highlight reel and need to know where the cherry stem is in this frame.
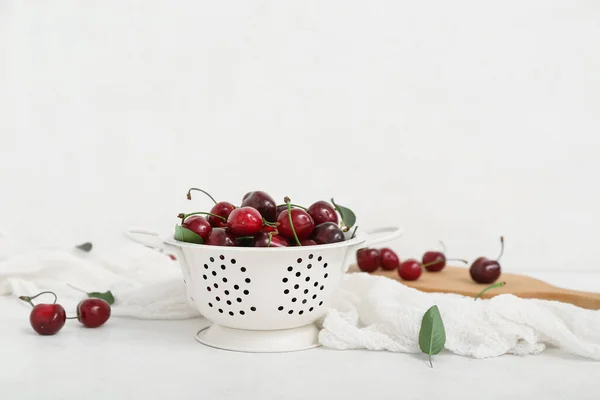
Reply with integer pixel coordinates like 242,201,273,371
18,291,58,307
497,236,505,261
66,316,79,320
276,203,307,211
186,188,217,205
267,232,273,247
474,282,506,300
285,198,302,246
446,258,468,264
350,226,358,239
439,240,447,254
421,260,443,270
263,220,279,228
177,212,226,222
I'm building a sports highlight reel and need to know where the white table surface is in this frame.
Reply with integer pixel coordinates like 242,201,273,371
2,271,599,400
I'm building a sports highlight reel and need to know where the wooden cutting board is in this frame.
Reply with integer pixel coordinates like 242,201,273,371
347,264,600,310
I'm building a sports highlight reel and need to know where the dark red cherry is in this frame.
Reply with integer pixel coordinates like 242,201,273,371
299,239,318,246
206,228,238,246
227,207,263,236
76,298,111,328
379,248,400,270
470,237,504,284
310,222,345,245
209,202,235,228
422,251,446,272
277,209,315,240
253,232,289,247
398,259,422,281
356,248,380,272
181,215,212,242
28,303,66,335
241,191,277,222
307,201,338,225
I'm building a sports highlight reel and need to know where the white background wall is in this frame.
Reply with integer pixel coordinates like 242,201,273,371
1,1,599,272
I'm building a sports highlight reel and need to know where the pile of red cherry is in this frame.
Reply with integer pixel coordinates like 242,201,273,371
19,291,111,335
175,188,357,247
357,237,505,284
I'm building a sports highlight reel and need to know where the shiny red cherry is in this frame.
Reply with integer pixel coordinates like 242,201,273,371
307,201,338,225
227,207,263,236
357,248,380,272
470,236,504,284
29,304,66,335
253,232,289,247
182,215,212,242
241,191,277,222
398,259,422,281
206,228,238,246
208,202,236,228
76,298,111,328
277,208,315,240
379,248,400,270
309,222,345,245
422,251,446,272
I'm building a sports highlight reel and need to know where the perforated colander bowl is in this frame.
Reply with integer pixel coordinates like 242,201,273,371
125,226,402,352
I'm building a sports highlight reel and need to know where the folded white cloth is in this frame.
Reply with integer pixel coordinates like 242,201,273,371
2,235,599,360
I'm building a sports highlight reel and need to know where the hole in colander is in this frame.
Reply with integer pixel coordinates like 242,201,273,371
287,266,293,272
294,284,299,289
295,272,301,277
245,278,251,283
222,277,228,283
309,254,313,259
303,289,308,294
231,259,237,264
324,273,328,279
208,303,213,307
216,296,221,301
241,267,247,272
220,255,225,260
302,299,307,304
284,289,290,294
226,300,232,305
250,307,256,312
297,258,302,263
307,264,312,269
221,265,226,270
224,290,230,295
282,278,288,283
240,310,245,315
319,301,323,306
206,286,211,292
288,310,293,314
212,271,217,276
324,263,328,268
218,308,223,313
213,283,218,289
243,290,249,295
299,310,304,315
314,282,319,287
312,294,317,299
309,307,314,312
203,275,207,280
210,257,215,262
318,256,322,261
237,298,242,303
320,285,324,290
229,311,234,316
278,306,284,311
305,277,310,282
204,264,209,269
234,285,239,290
292,298,297,302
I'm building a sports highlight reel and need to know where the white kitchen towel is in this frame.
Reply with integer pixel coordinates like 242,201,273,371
1,235,600,360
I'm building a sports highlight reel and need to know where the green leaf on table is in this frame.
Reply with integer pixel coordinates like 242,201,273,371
174,224,204,244
87,291,115,305
474,282,506,300
331,198,356,231
418,305,446,368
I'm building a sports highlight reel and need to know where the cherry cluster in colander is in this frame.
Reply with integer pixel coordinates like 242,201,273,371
174,188,357,247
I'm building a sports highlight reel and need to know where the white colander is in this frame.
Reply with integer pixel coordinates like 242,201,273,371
124,226,403,352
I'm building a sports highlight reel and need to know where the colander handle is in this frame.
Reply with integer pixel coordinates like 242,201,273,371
123,228,183,259
362,226,404,247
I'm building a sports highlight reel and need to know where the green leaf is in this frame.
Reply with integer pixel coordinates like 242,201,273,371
418,305,446,368
174,224,204,244
87,291,115,305
331,198,357,231
474,282,506,300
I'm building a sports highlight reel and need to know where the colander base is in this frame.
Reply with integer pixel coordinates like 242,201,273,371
195,323,321,353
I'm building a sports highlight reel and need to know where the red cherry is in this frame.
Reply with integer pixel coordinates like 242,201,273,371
379,248,400,270
422,251,446,272
241,191,277,222
275,205,287,220
227,207,263,236
470,237,504,284
299,239,318,246
356,248,380,272
28,303,66,335
206,228,238,246
253,232,289,247
398,259,422,281
277,208,315,240
261,225,278,233
307,201,338,225
76,298,111,328
208,202,235,228
181,215,212,242
309,222,345,245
